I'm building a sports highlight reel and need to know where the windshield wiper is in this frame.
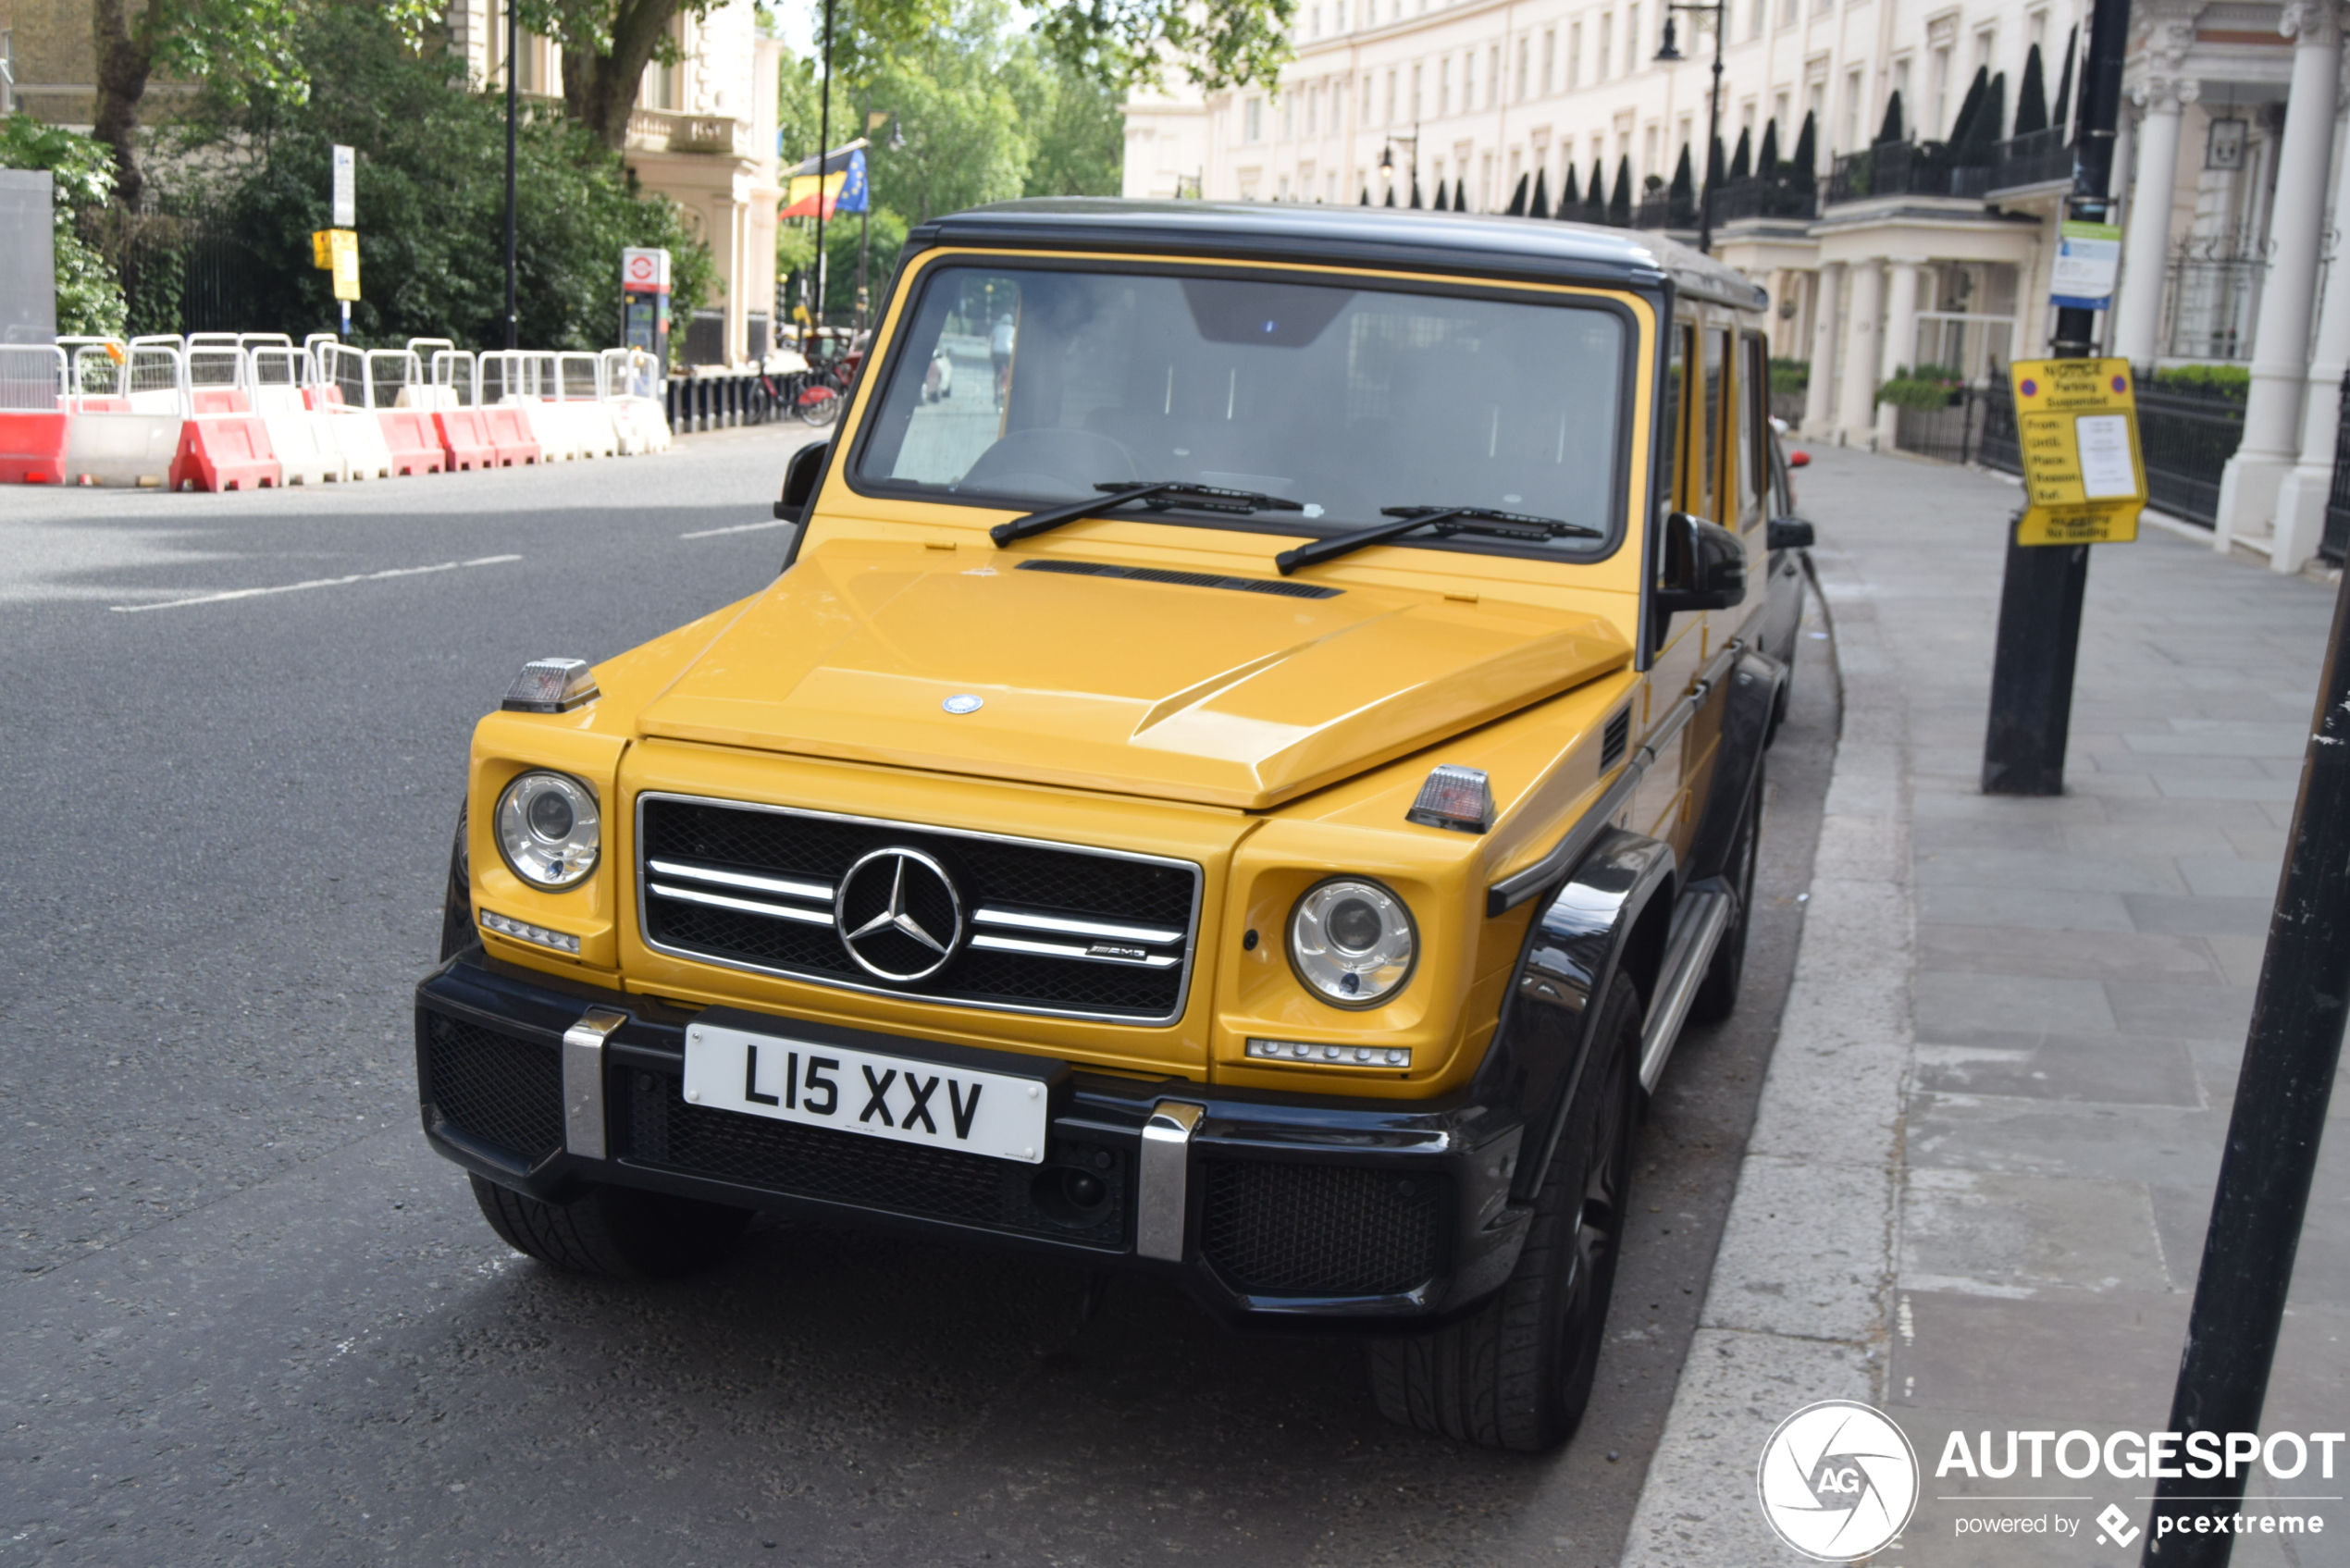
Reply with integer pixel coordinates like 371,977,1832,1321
991,481,1304,547
1274,505,1602,575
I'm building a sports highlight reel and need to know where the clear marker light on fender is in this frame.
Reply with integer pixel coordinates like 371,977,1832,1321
1288,878,1416,1008
494,771,600,889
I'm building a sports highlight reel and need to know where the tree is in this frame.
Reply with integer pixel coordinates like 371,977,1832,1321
1788,112,1816,189
90,0,439,207
1505,172,1528,215
1706,134,1725,192
1607,155,1632,226
1583,159,1607,223
0,114,129,336
1728,126,1751,180
1756,118,1780,178
2052,26,2077,140
1947,65,1988,144
1558,163,1579,213
1952,71,2005,164
1529,167,1550,217
193,4,711,349
1011,51,1126,197
1668,143,1695,225
515,0,728,152
1875,90,1904,146
2014,43,2048,135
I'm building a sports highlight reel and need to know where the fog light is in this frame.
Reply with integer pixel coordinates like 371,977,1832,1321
480,908,582,955
1246,1038,1411,1068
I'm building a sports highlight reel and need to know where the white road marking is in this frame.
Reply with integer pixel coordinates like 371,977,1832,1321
109,554,523,613
679,519,793,539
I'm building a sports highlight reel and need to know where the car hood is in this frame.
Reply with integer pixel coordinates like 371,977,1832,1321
635,544,1633,809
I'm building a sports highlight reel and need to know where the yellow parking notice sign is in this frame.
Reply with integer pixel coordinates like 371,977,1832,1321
2010,358,2146,545
311,228,360,301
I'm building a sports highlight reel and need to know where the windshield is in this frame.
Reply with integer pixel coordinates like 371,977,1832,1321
852,264,1630,555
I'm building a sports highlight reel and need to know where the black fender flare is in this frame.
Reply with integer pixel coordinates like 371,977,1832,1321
1681,646,1786,888
1470,827,1678,1211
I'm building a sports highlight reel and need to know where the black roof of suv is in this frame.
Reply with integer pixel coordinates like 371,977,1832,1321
910,198,1769,309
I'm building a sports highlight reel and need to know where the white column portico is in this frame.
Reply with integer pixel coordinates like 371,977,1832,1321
1837,261,1886,446
2216,0,2345,548
2110,72,2198,365
2270,73,2350,571
1804,264,1845,438
1874,260,1927,449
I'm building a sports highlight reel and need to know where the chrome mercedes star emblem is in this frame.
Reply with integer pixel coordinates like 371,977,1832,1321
835,846,963,982
942,693,983,714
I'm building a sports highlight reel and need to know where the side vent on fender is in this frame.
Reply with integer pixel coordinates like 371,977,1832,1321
1602,706,1631,772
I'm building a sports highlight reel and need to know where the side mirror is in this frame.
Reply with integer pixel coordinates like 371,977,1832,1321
1767,516,1816,551
774,438,830,521
1655,512,1748,614
1786,449,1812,468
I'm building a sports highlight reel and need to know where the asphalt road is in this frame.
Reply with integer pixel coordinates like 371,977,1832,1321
0,432,1838,1567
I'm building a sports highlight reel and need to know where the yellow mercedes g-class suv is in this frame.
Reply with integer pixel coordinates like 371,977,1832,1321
416,200,1811,1453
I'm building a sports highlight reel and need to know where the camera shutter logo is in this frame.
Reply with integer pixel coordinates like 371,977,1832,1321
1756,1401,1920,1562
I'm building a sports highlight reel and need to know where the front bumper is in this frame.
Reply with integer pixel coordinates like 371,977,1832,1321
415,952,1532,1328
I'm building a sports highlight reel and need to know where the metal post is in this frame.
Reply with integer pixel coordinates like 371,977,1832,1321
503,0,519,352
1700,8,1722,254
810,0,834,350
2140,556,2350,1562
1979,0,2124,795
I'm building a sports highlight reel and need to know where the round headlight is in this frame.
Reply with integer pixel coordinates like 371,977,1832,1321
494,771,600,889
1288,877,1416,1008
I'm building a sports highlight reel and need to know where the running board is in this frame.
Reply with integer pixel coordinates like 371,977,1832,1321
1637,890,1736,1093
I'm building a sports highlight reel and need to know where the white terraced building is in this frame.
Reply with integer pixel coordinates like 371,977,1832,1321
1121,0,2350,572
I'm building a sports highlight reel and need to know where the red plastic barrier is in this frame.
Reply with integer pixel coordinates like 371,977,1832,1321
75,397,130,414
434,409,498,471
377,410,445,475
190,388,253,415
302,386,347,411
484,406,540,467
170,414,280,491
0,411,70,483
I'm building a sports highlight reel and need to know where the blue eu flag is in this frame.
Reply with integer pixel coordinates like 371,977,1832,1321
835,149,870,215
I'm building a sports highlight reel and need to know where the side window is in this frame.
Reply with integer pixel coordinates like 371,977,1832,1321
1661,321,1688,512
1700,327,1728,522
1737,331,1768,528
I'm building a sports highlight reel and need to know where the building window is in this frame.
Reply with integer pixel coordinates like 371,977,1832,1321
1489,43,1501,105
1773,90,1790,135
1626,5,1640,73
1930,45,1950,133
1385,69,1396,123
1440,56,1452,116
1974,27,1996,75
1750,0,1764,39
1542,30,1556,93
1245,97,1263,142
1842,68,1861,149
1598,13,1613,80
1516,37,1529,100
1676,114,1692,163
1780,0,1796,28
1306,83,1318,136
1569,21,1583,86
1411,64,1422,120
1644,123,1660,183
1805,78,1824,130
2029,7,2047,46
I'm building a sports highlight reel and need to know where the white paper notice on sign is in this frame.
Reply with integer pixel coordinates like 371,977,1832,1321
2076,414,2136,498
2051,221,2121,310
331,145,355,228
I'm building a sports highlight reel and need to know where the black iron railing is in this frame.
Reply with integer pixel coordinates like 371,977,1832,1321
1711,179,1822,223
2322,373,2350,563
1987,128,2073,193
1886,381,2022,475
1633,194,1699,230
1827,141,1992,204
2135,384,2245,528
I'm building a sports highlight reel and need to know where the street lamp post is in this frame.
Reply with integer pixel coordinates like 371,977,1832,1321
1379,130,1420,207
1653,3,1725,253
502,0,518,350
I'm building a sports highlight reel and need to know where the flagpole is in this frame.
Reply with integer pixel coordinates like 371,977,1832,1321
811,0,833,353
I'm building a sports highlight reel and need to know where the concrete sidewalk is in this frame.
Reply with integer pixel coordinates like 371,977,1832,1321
1620,445,2350,1566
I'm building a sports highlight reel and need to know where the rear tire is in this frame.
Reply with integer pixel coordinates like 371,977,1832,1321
1688,758,1763,1026
470,1175,752,1280
1367,974,1641,1451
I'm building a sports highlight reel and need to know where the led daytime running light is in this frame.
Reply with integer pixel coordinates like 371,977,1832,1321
1247,1038,1411,1068
480,909,582,954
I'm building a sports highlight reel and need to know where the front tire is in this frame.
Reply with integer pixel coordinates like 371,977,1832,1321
1367,974,1641,1451
470,1175,752,1280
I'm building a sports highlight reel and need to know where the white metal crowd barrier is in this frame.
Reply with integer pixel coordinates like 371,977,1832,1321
0,344,68,411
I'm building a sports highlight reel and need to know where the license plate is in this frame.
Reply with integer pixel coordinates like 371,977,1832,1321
681,1019,1051,1164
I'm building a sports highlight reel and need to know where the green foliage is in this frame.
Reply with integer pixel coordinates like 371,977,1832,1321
1876,366,1961,411
1009,50,1127,198
2152,364,2251,401
1875,90,1904,147
179,4,712,351
1768,357,1809,394
0,114,130,337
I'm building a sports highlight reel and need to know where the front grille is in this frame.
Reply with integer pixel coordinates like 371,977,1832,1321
638,796,1201,1022
424,1013,563,1165
614,1068,1126,1248
1200,1160,1450,1296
